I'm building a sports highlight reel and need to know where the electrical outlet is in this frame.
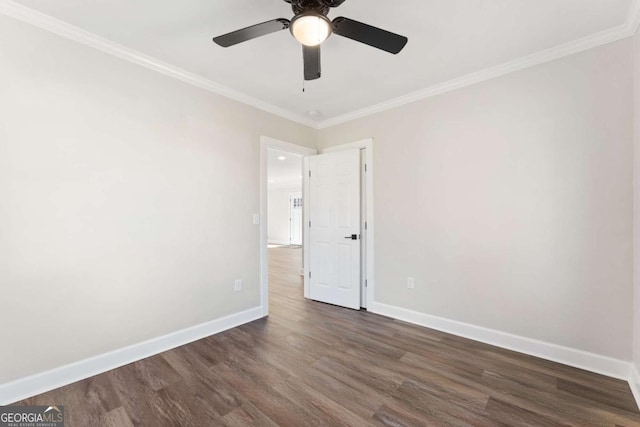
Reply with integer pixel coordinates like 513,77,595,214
234,279,242,292
407,277,415,289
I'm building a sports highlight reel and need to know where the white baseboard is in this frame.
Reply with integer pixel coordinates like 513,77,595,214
4,300,639,411
0,306,263,405
368,301,631,381
630,364,640,410
268,240,290,246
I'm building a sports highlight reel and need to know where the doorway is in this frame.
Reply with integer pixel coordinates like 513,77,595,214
260,136,317,316
267,149,303,247
259,136,374,317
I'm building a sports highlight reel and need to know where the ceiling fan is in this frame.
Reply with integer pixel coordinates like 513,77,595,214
212,0,408,81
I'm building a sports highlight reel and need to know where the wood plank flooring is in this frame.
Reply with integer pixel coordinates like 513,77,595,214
15,247,640,426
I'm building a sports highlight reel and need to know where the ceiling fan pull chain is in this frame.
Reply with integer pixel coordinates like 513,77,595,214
302,78,306,93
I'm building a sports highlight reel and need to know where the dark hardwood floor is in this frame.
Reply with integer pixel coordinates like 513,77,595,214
16,247,640,426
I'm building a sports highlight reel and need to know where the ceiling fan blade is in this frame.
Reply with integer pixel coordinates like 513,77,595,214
303,45,321,81
213,19,290,47
332,17,407,54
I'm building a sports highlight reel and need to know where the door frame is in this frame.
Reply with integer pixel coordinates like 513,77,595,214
260,136,317,317
304,138,375,309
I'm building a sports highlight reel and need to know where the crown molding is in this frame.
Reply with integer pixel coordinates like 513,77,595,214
1,0,639,131
627,0,640,34
317,0,640,129
0,0,320,129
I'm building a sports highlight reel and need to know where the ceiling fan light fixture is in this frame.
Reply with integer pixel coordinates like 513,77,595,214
291,13,331,47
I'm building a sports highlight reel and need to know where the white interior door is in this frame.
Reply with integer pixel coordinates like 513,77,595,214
308,149,361,310
289,192,302,245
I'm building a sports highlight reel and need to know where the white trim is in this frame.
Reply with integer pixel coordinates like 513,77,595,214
2,0,640,131
260,136,317,316
630,365,640,410
632,0,640,412
628,0,640,413
627,0,640,35
0,0,317,129
318,0,640,129
368,301,632,381
0,306,263,405
318,139,375,309
359,151,367,308
303,156,311,299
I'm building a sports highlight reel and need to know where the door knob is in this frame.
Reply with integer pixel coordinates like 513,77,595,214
344,234,358,240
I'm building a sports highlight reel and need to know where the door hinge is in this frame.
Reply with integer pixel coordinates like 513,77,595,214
309,271,311,279
309,220,311,227
365,221,368,230
309,170,311,178
365,164,367,172
365,279,368,288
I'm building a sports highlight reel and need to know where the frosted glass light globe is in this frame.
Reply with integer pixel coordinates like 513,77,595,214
291,14,331,47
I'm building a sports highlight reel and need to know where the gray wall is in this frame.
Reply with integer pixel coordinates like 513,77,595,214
0,15,316,383
319,39,634,360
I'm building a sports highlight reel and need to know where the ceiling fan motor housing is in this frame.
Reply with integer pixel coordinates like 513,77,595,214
284,0,346,16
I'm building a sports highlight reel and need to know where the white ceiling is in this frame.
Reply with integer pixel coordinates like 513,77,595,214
6,0,636,124
268,149,302,190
